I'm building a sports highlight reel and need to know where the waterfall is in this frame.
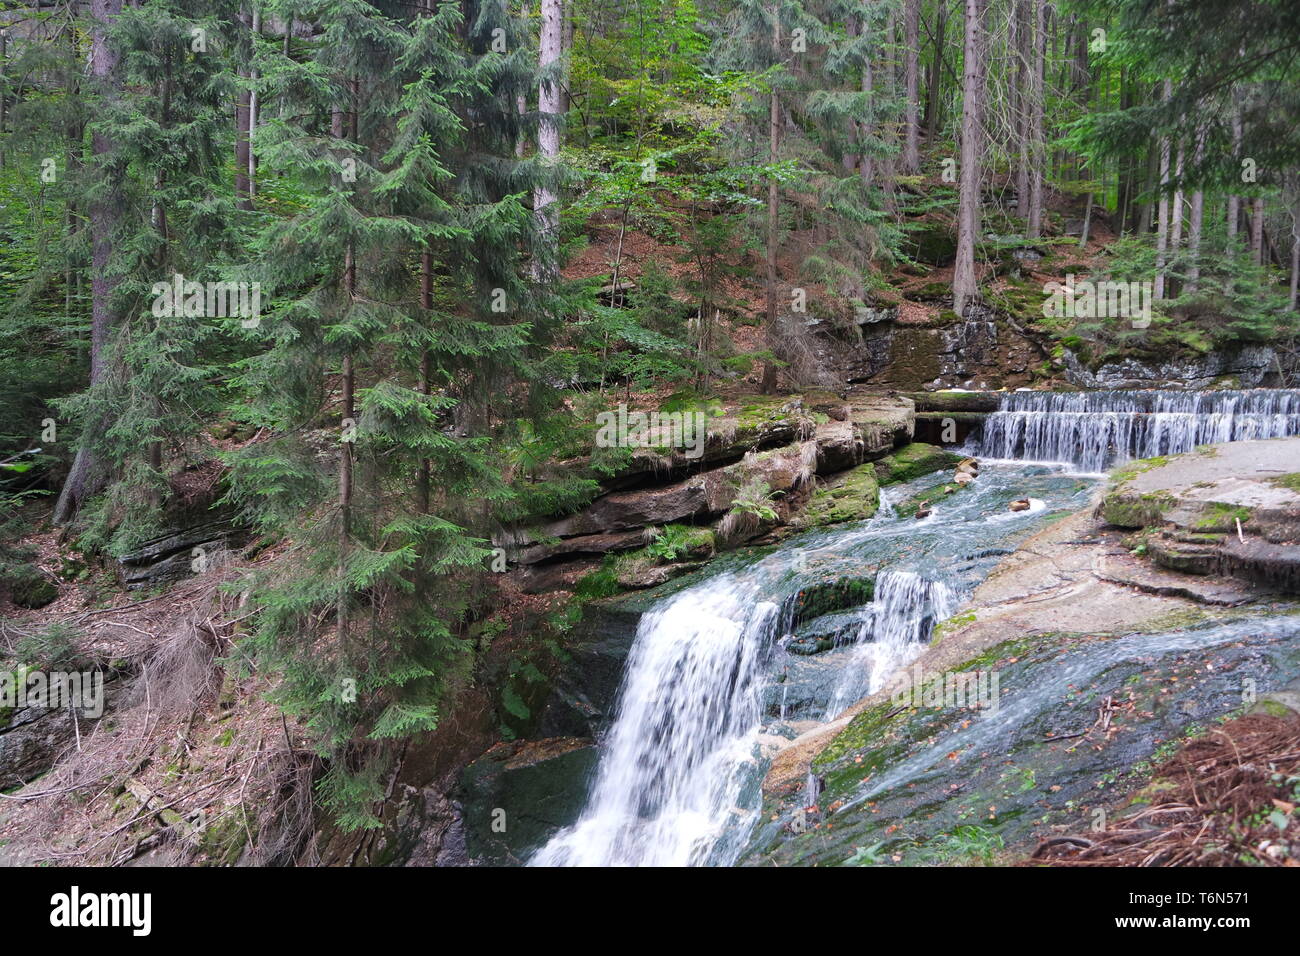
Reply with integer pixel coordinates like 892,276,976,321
529,460,1101,866
977,388,1300,471
823,570,954,720
531,577,780,866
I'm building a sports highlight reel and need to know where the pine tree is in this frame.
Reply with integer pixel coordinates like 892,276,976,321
224,0,562,829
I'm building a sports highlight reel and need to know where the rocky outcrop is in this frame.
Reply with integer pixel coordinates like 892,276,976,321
1,674,123,787
813,305,1046,391
117,516,247,589
458,737,599,866
502,393,915,567
1100,439,1300,593
1063,344,1280,390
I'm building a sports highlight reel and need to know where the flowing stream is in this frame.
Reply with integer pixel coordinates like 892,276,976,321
532,388,1300,866
533,462,1097,866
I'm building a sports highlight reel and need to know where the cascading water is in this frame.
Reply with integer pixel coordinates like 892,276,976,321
532,462,1098,867
529,390,1299,867
977,388,1300,470
822,571,955,720
530,581,781,866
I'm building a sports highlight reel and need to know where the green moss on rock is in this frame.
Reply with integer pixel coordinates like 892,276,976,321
873,443,963,486
794,465,880,529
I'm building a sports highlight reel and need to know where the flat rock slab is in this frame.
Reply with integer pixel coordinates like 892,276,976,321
1121,437,1300,511
1095,549,1259,606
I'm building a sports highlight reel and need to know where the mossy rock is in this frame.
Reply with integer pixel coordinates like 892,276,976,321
873,443,964,486
1266,473,1300,494
1100,491,1177,529
794,465,880,529
930,610,978,646
895,480,969,517
7,571,58,609
1191,502,1254,532
793,576,876,627
902,221,958,267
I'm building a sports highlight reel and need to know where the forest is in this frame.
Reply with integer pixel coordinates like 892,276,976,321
2,0,1300,878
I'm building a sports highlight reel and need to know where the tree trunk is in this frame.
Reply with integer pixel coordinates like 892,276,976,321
1251,197,1265,266
860,22,874,187
952,0,987,317
338,242,355,646
1227,95,1242,241
235,11,252,211
418,245,433,514
1290,202,1300,311
0,28,7,169
1186,126,1205,292
902,0,920,173
924,3,946,143
760,5,781,394
53,0,125,526
248,7,260,203
535,0,565,280
1025,0,1045,238
1013,0,1028,215
1154,82,1171,301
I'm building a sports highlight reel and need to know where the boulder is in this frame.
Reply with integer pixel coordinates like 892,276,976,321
457,737,599,866
873,443,964,485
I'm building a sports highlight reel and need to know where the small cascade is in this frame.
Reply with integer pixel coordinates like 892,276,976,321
977,388,1300,470
823,570,955,720
531,579,781,866
531,462,1100,867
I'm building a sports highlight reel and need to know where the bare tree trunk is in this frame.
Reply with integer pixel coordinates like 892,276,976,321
1025,0,1045,237
1251,196,1265,266
860,24,874,187
248,6,260,203
235,11,252,211
1227,95,1242,241
1290,201,1300,311
760,5,781,393
924,3,946,143
0,28,7,169
1186,126,1205,292
418,245,433,514
561,0,574,113
54,0,124,525
338,242,355,646
1154,82,1171,301
902,0,920,173
952,0,987,317
535,0,565,280
1013,0,1028,215
1137,122,1156,235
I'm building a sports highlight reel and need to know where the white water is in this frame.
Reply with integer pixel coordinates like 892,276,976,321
530,579,779,866
823,570,955,720
532,463,1095,867
978,388,1300,470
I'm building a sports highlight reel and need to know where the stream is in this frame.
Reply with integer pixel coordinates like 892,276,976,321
530,389,1300,867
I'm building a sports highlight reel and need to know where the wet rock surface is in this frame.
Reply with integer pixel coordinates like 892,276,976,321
745,441,1300,866
458,737,599,866
743,616,1300,866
